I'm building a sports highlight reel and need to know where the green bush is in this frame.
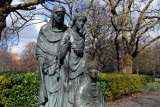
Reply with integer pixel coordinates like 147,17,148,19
0,72,156,106
97,73,152,101
5,72,40,107
140,75,154,84
0,75,11,106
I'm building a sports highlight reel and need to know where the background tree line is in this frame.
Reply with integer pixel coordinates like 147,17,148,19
1,39,160,75
0,0,160,74
0,42,37,73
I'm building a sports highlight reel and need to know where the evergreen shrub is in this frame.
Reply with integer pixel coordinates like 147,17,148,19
5,73,40,107
0,75,11,106
0,72,155,106
97,73,153,101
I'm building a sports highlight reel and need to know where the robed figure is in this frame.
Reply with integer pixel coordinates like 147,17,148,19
58,14,87,107
36,5,67,107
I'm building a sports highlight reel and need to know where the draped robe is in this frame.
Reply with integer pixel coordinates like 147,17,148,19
58,28,87,107
36,23,67,107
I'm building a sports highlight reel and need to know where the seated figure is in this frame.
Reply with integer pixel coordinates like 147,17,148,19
74,61,108,107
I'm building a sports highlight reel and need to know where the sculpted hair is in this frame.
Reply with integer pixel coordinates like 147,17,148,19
69,13,87,28
85,59,98,74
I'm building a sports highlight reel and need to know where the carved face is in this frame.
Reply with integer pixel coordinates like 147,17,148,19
88,67,98,79
53,10,65,23
75,17,86,30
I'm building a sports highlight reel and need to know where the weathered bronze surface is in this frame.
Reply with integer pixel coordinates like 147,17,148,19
36,5,67,107
36,5,107,107
74,62,108,107
58,14,87,107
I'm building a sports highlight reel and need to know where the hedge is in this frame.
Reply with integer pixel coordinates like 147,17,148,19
0,75,11,106
0,72,154,106
0,73,40,107
97,73,153,101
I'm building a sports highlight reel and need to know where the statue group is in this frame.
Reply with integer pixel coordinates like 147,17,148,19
36,5,108,107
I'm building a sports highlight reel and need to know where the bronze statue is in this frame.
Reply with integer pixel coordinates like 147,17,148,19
36,5,107,106
74,61,108,107
58,14,87,107
35,5,67,107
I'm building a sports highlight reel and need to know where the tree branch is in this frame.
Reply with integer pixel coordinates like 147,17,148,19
122,0,134,54
41,3,52,12
85,0,94,17
143,16,160,20
84,24,111,38
130,0,153,44
10,0,53,12
134,35,160,57
14,11,28,22
138,19,159,39
81,0,94,33
65,0,73,20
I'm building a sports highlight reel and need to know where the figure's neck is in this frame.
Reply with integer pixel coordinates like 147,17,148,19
72,25,80,33
56,22,63,29
87,75,97,83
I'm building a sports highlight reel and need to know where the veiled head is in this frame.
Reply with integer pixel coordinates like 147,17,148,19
49,5,66,28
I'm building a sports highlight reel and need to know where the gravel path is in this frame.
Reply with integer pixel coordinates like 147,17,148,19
109,88,160,107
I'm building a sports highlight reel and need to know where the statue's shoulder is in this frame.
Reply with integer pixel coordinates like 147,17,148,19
40,24,50,32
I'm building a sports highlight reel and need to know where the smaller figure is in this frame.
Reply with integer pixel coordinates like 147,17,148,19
74,61,108,107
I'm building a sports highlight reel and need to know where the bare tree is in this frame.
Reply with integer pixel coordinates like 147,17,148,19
39,0,94,21
0,0,55,42
103,0,160,73
22,41,37,72
85,1,116,72
0,46,12,72
133,40,160,75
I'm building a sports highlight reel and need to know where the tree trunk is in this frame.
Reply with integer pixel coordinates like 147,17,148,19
124,53,133,73
115,32,124,73
136,69,139,74
0,15,6,40
0,0,12,40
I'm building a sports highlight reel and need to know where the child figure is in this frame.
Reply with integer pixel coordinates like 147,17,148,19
74,61,108,107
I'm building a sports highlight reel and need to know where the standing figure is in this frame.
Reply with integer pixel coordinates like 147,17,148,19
58,14,87,107
36,5,67,107
74,61,108,107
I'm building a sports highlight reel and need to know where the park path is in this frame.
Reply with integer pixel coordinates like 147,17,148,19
109,88,160,107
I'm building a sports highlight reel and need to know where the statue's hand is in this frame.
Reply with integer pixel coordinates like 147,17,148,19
64,35,71,45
